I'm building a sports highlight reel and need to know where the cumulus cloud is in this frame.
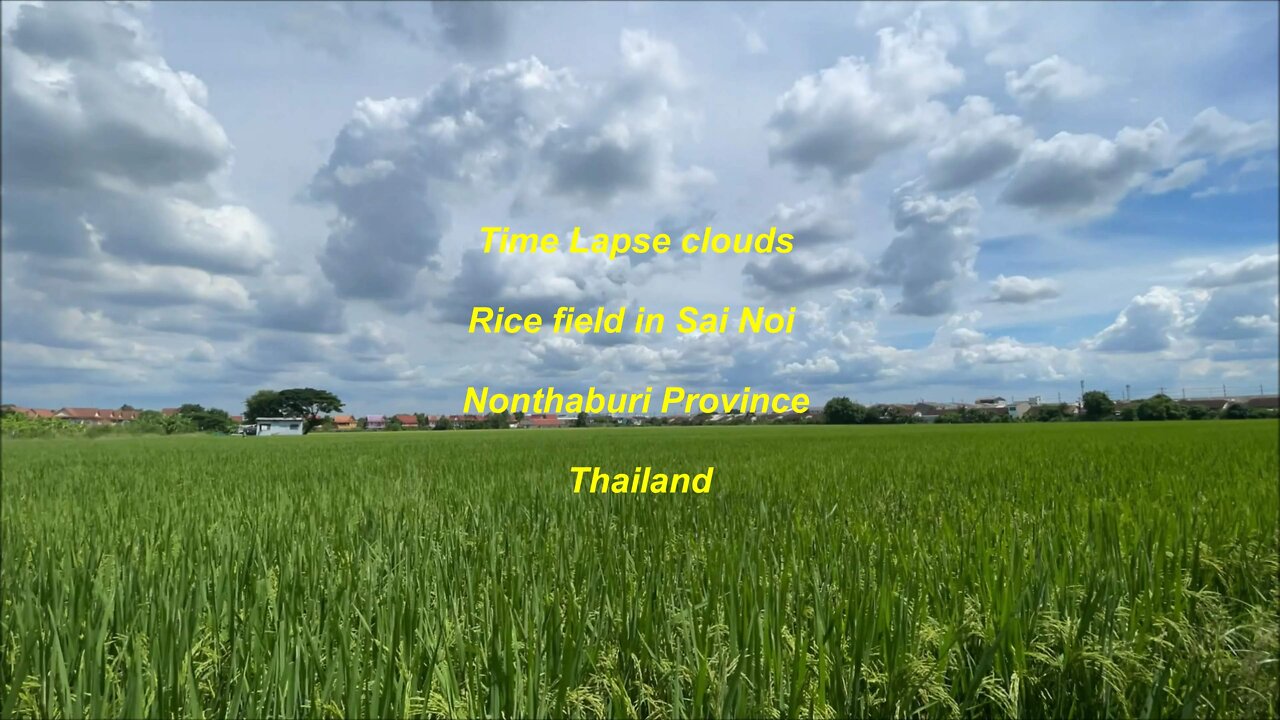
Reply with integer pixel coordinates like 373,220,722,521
0,2,274,276
988,274,1062,303
743,249,868,295
875,184,981,316
538,30,711,207
0,0,307,359
310,32,709,307
436,247,627,326
308,58,577,307
1188,253,1279,288
1089,287,1185,353
1004,55,1105,107
1190,284,1279,341
765,196,857,247
927,96,1033,191
767,25,962,181
1000,119,1171,219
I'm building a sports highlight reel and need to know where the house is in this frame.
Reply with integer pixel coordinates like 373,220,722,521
427,414,443,428
52,408,141,425
393,414,418,429
1007,402,1033,420
2,406,55,419
230,415,244,424
520,413,563,428
973,396,1007,408
332,414,357,431
254,417,305,436
161,408,180,417
366,414,386,430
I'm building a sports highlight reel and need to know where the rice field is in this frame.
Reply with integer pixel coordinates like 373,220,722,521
3,422,1277,718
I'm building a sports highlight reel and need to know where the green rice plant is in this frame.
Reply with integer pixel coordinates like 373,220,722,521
2,422,1277,718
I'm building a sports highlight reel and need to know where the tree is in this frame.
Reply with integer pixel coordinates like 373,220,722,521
513,411,525,422
277,388,343,431
1137,394,1184,421
1186,404,1210,420
1081,390,1115,421
487,411,511,429
244,390,284,422
119,404,137,412
1220,402,1250,420
1118,407,1136,421
386,416,403,431
434,415,453,431
575,411,589,428
823,396,863,425
175,404,234,432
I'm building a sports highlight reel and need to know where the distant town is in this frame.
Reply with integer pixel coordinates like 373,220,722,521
4,390,1277,438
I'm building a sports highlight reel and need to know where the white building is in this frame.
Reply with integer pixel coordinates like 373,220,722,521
254,417,306,436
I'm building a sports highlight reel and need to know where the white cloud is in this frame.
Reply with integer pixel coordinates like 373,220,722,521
1089,287,1186,353
927,95,1033,191
875,184,981,316
1004,55,1105,107
767,25,962,181
1000,120,1172,219
989,275,1062,304
1188,253,1279,288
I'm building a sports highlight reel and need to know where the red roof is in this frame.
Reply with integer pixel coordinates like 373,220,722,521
332,415,356,425
393,414,418,425
55,408,139,421
527,413,561,427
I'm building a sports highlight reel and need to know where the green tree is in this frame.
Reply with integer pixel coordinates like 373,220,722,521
277,388,344,431
575,411,589,428
1137,394,1185,421
244,390,284,422
1081,390,1115,421
434,415,453,431
513,411,525,422
823,396,863,425
1186,404,1211,420
487,411,511,429
175,404,234,432
386,416,403,431
1220,403,1250,420
1118,407,1137,421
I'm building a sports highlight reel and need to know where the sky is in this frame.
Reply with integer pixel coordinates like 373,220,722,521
1,0,1277,416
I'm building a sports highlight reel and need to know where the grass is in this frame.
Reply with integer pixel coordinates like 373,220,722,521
2,422,1277,718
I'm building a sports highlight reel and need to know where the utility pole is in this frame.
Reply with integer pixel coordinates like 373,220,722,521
1181,388,1186,400
1125,384,1130,401
1079,379,1085,405
1223,383,1228,398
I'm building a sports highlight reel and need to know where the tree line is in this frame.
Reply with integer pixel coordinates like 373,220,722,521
821,391,1276,425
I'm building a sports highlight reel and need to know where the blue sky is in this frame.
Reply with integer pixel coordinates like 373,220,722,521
1,1,1277,415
